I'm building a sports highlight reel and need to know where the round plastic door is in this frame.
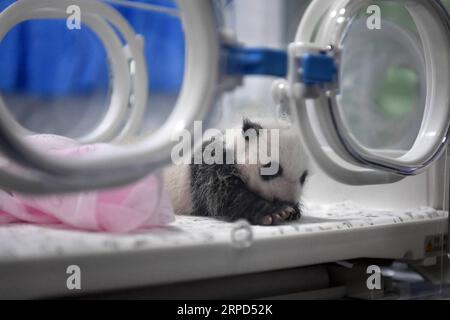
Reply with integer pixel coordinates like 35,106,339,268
0,0,220,193
290,0,450,185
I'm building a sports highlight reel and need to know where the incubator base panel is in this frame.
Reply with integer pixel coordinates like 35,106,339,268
0,202,447,299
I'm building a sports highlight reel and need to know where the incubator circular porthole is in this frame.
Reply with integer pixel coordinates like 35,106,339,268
337,3,427,153
0,17,111,139
292,0,450,184
0,0,220,193
0,0,188,142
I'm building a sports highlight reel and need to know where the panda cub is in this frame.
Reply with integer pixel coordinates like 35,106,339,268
163,118,309,225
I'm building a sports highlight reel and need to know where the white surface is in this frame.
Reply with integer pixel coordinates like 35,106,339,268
0,202,447,299
303,168,433,210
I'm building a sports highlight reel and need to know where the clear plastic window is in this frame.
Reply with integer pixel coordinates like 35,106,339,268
337,2,425,153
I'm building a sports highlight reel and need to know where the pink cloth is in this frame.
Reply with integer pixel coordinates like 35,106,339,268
0,134,174,233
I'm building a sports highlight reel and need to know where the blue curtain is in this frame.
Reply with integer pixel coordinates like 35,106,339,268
0,0,184,97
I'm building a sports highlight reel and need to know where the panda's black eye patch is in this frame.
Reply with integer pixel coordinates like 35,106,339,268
242,118,263,141
300,170,309,186
260,162,283,181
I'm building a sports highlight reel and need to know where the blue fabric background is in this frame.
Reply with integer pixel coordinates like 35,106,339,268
0,0,184,97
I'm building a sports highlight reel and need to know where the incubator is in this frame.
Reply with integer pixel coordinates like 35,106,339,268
0,0,449,299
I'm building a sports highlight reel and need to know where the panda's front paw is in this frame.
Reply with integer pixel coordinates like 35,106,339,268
260,206,301,226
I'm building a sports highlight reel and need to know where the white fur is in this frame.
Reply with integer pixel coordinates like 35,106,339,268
162,164,193,215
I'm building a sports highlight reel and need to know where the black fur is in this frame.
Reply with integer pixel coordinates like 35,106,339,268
190,138,301,225
242,118,263,135
300,170,309,186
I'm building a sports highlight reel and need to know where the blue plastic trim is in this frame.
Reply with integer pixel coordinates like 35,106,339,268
224,45,337,85
224,45,288,77
301,53,337,85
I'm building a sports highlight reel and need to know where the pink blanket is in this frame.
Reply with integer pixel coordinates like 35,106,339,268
0,135,174,233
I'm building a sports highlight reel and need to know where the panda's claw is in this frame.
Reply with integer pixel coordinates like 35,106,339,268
271,211,287,225
288,206,301,221
279,210,290,220
260,215,273,225
273,213,282,223
258,207,294,226
274,206,300,224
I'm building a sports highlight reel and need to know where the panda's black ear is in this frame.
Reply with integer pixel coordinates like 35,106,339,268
242,118,262,140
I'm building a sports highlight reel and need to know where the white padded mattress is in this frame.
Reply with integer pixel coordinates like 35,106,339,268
0,201,447,299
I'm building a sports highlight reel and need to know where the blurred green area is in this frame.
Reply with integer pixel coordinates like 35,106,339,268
362,3,416,120
375,67,418,119
443,0,450,11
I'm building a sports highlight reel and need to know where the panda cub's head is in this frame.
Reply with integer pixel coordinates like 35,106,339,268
225,118,310,206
